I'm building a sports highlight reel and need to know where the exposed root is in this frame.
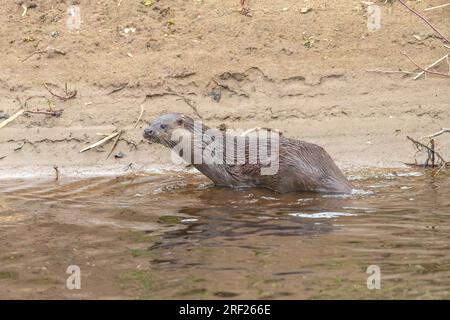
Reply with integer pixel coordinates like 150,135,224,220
43,82,77,100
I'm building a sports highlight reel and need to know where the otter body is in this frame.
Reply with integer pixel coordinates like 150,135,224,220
143,114,353,194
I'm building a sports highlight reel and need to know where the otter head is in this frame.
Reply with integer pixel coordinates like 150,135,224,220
143,113,188,147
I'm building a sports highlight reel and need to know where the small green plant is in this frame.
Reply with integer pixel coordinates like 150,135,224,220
130,248,152,258
120,270,153,299
47,99,55,109
0,271,18,280
23,35,35,42
158,215,181,224
303,36,315,49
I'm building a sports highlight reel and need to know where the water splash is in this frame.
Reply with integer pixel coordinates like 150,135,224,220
289,212,356,219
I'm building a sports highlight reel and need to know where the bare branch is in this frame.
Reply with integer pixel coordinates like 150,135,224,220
43,82,77,100
398,0,450,44
413,54,448,80
402,52,450,78
407,136,447,168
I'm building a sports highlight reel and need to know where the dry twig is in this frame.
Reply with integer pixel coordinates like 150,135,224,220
398,0,450,44
25,110,63,117
108,84,127,95
134,105,144,128
21,5,28,17
14,142,25,151
366,69,417,75
424,3,450,11
413,54,449,80
22,50,43,62
53,165,59,181
22,47,65,63
80,105,144,158
407,136,447,169
0,109,24,129
106,130,123,160
402,52,450,78
43,82,77,100
425,128,450,139
79,131,120,153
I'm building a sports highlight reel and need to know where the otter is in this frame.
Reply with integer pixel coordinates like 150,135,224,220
143,113,353,194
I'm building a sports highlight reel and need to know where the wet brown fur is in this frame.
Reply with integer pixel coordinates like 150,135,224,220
143,113,353,194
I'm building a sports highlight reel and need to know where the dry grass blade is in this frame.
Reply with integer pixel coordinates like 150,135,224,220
22,47,65,63
424,3,450,11
79,131,120,153
0,109,24,129
366,69,417,75
134,105,144,128
425,128,450,138
106,130,123,159
43,82,77,100
413,54,448,80
21,5,28,17
402,52,450,78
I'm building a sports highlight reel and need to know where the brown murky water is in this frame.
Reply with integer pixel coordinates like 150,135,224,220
1,169,449,299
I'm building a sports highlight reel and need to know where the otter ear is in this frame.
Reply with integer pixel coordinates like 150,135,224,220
176,118,184,126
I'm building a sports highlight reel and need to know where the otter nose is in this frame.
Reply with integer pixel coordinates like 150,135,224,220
144,128,154,137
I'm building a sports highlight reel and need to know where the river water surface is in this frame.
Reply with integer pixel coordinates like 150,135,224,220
0,169,449,299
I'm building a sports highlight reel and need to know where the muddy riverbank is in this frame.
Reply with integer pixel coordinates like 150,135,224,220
1,1,449,171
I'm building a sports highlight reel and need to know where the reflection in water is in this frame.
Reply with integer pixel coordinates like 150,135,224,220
0,170,450,299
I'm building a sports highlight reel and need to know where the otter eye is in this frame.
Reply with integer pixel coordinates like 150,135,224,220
160,124,167,130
